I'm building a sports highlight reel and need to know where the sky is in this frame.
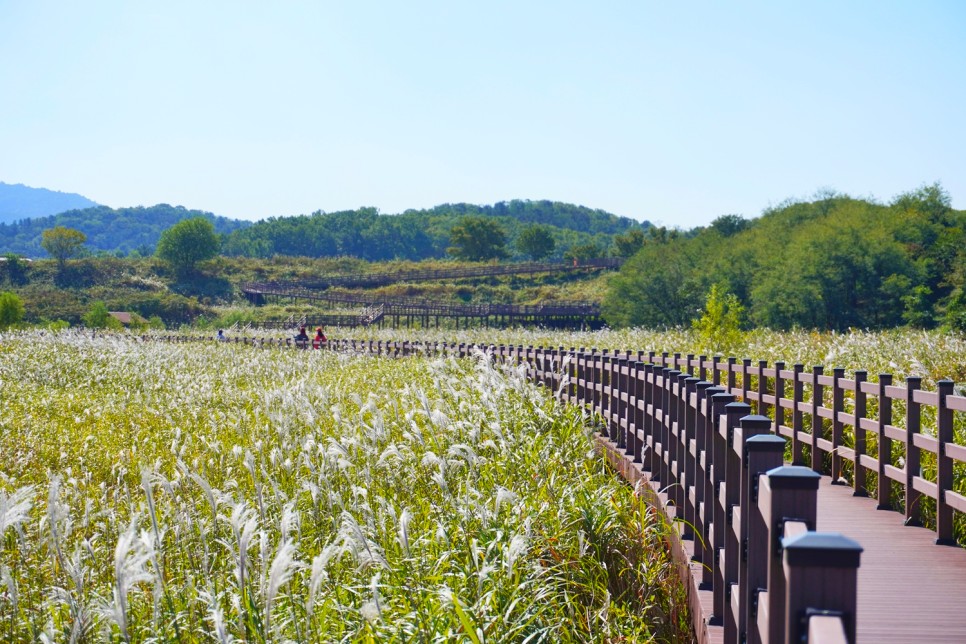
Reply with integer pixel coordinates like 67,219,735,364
1,1,964,229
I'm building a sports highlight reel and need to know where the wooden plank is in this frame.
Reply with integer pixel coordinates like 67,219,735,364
912,476,938,499
883,464,904,482
913,389,939,406
946,442,966,464
946,490,966,514
913,433,939,454
948,395,966,412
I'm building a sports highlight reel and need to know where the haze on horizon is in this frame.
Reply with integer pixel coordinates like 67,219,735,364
1,1,964,228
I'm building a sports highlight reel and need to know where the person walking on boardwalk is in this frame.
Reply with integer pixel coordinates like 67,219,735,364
312,327,327,349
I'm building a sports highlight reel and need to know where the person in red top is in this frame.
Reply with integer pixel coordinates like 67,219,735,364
312,327,327,349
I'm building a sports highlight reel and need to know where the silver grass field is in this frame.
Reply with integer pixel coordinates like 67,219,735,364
0,331,688,642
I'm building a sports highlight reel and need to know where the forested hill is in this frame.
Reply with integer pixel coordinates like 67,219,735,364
0,204,249,258
222,200,649,261
602,184,966,331
0,182,98,224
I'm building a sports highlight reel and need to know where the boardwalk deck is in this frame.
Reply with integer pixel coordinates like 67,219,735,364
816,478,966,643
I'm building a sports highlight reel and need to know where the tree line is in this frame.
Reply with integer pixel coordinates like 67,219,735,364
603,184,966,331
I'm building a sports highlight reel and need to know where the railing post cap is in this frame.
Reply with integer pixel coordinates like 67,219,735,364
746,434,786,452
725,401,752,412
740,414,772,428
684,375,701,383
782,532,863,567
765,465,821,489
695,381,715,391
711,392,735,401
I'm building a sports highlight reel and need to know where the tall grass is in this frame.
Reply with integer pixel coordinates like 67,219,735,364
0,331,689,641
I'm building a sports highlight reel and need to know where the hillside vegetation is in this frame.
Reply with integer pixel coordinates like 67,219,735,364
0,199,647,263
604,184,966,331
0,204,249,258
221,199,647,261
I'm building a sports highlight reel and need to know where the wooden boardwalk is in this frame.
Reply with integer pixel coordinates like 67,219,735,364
816,478,966,643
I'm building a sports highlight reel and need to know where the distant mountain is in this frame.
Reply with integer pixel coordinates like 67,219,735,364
0,182,99,224
0,204,250,258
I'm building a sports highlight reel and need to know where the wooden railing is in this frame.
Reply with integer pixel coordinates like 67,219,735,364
151,335,966,643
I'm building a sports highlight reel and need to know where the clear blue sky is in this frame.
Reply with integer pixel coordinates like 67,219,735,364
1,1,964,228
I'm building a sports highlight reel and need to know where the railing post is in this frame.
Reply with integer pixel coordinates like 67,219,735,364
810,365,825,474
644,363,660,480
682,376,701,539
707,391,734,601
852,371,869,497
632,361,645,464
743,434,786,644
936,379,956,544
876,374,893,510
663,369,682,502
617,358,634,456
831,367,846,483
692,381,717,578
721,403,753,643
760,466,821,644
756,360,768,416
904,376,923,526
783,532,862,644
791,364,805,465
773,361,785,437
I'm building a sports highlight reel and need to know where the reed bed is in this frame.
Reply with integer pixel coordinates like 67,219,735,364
0,331,689,642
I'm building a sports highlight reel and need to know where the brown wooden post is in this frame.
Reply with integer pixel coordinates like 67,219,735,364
936,379,956,544
671,372,690,513
693,381,716,576
633,361,645,464
760,466,821,644
783,532,862,644
791,364,805,465
698,354,708,381
831,367,846,483
602,354,614,440
663,369,681,501
712,355,722,386
727,357,737,395
852,371,869,497
773,361,785,437
707,391,733,599
876,374,893,510
742,433,786,644
741,358,752,404
721,403,753,643
644,364,660,480
904,376,923,526
810,365,825,474
682,376,701,538
756,360,768,416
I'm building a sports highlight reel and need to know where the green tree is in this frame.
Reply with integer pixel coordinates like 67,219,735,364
41,226,87,270
156,217,220,275
1,254,30,285
0,291,25,329
515,224,556,260
692,284,743,352
447,217,508,261
602,239,704,327
612,228,647,257
83,300,122,329
564,242,604,263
